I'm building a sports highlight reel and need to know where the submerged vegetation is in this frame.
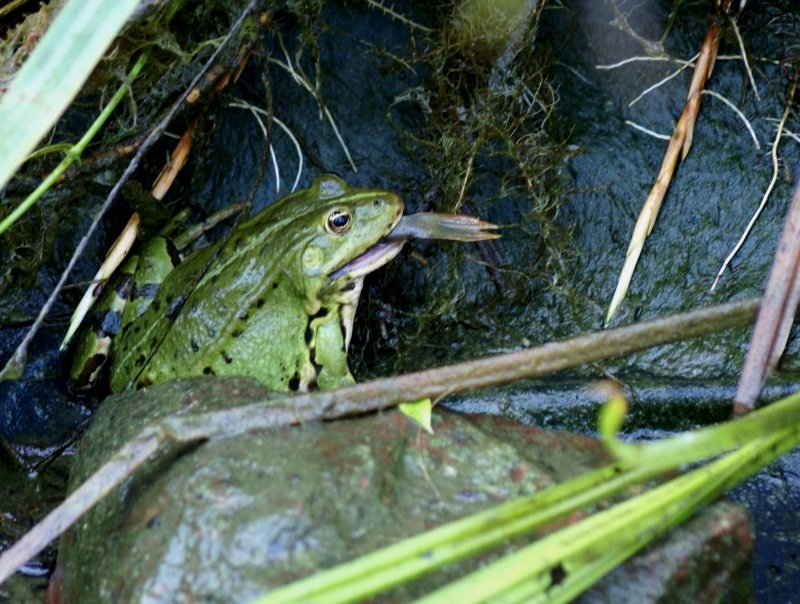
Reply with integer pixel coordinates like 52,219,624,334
351,1,572,374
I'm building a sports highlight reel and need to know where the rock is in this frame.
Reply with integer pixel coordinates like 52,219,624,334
52,377,752,603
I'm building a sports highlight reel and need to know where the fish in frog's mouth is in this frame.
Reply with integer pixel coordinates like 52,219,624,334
327,212,500,283
326,211,500,352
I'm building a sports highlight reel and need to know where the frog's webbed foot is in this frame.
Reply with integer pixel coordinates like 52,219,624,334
310,311,355,391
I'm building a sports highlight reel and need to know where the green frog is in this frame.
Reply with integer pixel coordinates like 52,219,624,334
69,175,497,393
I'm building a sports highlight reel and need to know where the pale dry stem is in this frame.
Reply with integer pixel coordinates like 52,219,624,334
455,151,475,212
596,55,695,70
606,24,720,324
701,89,760,149
727,14,760,101
59,213,140,349
628,57,697,107
151,126,193,200
624,119,670,140
269,40,358,173
228,100,310,192
229,100,305,193
711,81,797,291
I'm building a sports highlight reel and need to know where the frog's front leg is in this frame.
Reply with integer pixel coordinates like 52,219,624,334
310,311,355,391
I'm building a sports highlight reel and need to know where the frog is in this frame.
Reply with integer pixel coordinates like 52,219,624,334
69,174,498,393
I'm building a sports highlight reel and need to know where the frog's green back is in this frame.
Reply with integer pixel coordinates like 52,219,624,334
109,175,404,393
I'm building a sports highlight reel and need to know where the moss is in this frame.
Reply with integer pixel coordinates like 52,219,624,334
351,1,571,375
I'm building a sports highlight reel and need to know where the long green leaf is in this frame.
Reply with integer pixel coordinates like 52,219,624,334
253,390,800,603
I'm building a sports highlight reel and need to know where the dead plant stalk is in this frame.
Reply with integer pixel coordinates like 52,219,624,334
606,24,720,324
712,80,797,291
734,181,800,415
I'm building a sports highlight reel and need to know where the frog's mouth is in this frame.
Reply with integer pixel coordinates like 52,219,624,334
328,240,406,282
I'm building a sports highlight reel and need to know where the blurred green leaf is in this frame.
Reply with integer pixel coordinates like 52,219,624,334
399,398,434,433
0,0,143,195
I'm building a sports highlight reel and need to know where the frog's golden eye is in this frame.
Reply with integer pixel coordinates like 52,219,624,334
326,209,352,234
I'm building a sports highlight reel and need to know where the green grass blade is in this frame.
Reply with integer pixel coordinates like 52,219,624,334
0,52,148,237
252,390,800,604
606,389,800,465
250,464,623,604
418,429,797,603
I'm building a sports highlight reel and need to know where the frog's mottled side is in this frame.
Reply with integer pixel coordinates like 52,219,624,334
107,175,403,393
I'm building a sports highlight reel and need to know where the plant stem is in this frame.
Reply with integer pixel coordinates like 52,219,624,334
0,52,148,236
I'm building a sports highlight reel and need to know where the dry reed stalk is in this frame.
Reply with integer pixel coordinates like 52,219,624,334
734,182,800,415
606,23,721,324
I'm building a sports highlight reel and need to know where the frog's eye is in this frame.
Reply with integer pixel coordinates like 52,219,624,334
326,209,352,234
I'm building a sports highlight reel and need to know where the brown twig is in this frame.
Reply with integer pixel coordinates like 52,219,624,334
0,296,760,583
150,125,193,201
734,183,800,415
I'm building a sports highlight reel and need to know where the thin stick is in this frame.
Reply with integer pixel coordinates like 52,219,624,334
625,120,670,140
59,213,140,349
711,81,796,291
628,55,698,107
606,25,720,324
596,55,695,70
272,116,303,192
598,53,769,72
229,100,304,192
0,297,760,583
455,151,475,211
150,125,194,200
233,99,281,191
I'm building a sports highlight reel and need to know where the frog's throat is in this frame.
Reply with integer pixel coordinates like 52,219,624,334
328,240,406,281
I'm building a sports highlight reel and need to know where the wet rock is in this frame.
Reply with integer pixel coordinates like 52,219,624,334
53,377,752,603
